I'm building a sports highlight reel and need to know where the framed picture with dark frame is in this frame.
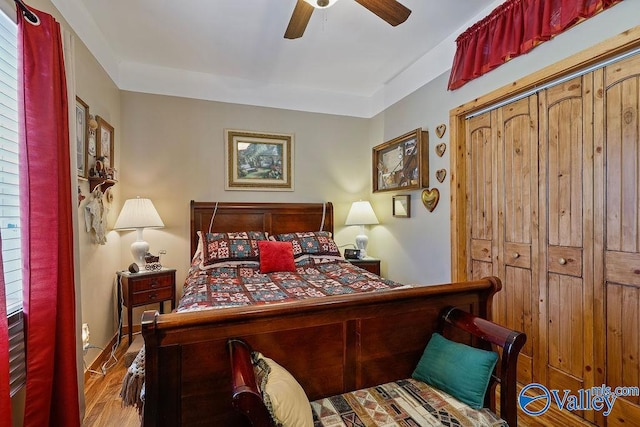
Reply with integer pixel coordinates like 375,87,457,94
75,96,89,178
225,129,294,191
372,128,428,193
96,115,114,169
392,194,411,218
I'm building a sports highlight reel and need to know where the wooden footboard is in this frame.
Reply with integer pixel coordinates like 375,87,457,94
141,276,503,426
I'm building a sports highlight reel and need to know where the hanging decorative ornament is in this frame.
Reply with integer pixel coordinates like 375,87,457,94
421,188,440,212
436,169,447,183
435,143,446,157
435,124,447,138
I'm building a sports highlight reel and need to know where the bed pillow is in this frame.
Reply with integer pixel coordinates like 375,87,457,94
274,231,343,264
412,332,498,409
199,231,268,268
252,352,313,427
258,241,296,273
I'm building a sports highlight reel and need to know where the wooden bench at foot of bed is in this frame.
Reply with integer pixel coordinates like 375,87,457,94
230,306,527,426
141,276,507,426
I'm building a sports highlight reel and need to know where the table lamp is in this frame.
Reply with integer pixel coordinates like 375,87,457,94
345,200,379,259
114,197,164,268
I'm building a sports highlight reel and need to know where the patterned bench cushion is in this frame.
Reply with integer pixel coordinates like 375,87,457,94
310,378,507,427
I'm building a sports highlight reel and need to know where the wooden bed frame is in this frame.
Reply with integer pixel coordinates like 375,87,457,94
141,202,510,426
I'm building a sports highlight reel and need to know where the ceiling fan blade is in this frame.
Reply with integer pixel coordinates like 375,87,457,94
284,0,315,39
354,0,411,26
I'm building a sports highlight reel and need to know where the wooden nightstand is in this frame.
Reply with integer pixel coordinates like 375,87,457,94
348,258,381,276
117,268,176,345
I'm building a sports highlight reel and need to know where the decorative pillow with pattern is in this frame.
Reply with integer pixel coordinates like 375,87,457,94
199,231,268,268
251,351,313,427
274,232,343,264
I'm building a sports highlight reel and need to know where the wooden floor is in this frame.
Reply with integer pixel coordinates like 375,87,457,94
82,338,141,427
81,338,594,427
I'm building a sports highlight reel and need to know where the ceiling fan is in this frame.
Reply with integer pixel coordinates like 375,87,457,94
284,0,412,39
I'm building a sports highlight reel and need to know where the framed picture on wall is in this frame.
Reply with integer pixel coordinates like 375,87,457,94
225,129,294,191
96,115,114,169
75,96,89,178
373,128,429,193
392,194,411,218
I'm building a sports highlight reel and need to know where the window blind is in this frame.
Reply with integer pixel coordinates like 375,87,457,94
0,6,22,316
0,7,25,396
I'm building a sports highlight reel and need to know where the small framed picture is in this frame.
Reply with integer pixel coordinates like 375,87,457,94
96,116,114,169
393,194,411,218
75,96,89,178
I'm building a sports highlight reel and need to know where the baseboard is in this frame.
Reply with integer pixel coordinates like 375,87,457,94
83,334,119,383
83,324,141,383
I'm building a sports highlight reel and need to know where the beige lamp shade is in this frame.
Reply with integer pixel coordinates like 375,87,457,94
114,197,164,267
345,200,379,226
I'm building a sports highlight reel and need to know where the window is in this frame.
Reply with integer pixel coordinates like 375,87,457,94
0,7,21,316
0,7,25,396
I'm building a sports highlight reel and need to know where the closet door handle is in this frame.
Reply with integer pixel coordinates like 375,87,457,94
558,257,567,265
513,252,520,259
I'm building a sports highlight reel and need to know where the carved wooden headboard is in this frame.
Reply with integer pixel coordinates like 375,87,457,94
189,201,334,256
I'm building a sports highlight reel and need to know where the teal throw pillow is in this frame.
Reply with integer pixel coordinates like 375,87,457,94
412,332,498,409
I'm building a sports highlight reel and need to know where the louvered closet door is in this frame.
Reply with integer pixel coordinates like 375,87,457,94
539,75,596,421
596,53,640,426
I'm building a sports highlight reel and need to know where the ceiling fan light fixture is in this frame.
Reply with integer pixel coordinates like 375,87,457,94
303,0,340,9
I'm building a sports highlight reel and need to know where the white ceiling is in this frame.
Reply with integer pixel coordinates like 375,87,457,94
53,0,503,117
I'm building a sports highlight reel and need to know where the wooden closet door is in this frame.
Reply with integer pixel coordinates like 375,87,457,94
596,53,640,426
466,97,538,384
466,110,496,282
539,75,595,421
495,96,538,385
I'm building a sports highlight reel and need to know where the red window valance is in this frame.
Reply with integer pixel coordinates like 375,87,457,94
447,0,623,90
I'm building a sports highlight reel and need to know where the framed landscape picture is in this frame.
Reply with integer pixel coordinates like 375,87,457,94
372,128,429,193
225,129,294,191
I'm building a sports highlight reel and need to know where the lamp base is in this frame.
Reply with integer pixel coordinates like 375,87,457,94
131,239,149,269
355,234,368,259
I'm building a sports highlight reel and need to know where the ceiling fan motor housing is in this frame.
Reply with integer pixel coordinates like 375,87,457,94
287,0,411,39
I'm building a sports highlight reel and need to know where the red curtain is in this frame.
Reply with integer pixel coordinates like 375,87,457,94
0,238,9,427
18,6,80,427
447,0,623,90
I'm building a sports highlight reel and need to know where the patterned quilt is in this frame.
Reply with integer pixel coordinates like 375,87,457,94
176,260,408,311
311,378,507,427
122,260,408,412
